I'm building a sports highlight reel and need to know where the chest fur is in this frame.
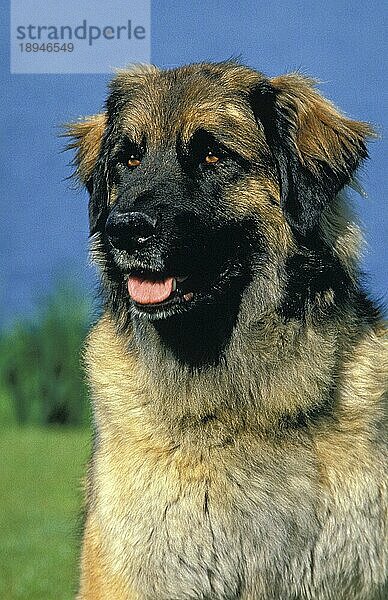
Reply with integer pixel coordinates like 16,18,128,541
92,437,319,599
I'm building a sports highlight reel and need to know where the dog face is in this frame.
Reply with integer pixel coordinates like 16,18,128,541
66,61,372,331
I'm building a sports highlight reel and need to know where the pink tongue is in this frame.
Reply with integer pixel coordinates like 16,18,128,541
127,276,174,305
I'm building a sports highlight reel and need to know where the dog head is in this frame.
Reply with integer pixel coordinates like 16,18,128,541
66,61,373,330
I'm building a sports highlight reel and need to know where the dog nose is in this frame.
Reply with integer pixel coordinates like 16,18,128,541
105,211,157,251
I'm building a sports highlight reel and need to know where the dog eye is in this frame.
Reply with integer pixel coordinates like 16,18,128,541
204,151,220,165
127,154,141,168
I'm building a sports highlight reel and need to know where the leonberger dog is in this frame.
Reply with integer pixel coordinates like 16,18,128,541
66,61,387,599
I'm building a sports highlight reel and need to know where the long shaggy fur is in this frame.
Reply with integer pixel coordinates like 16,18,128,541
66,61,387,600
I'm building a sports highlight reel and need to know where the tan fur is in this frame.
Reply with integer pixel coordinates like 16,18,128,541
79,313,387,599
68,62,387,600
65,113,106,183
270,74,376,176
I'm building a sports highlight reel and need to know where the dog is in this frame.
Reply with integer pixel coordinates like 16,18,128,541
66,61,387,599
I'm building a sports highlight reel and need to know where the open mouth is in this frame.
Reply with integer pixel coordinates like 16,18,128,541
122,253,245,320
127,272,195,314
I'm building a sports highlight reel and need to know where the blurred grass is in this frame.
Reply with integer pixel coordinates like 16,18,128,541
0,427,91,600
0,282,91,427
0,283,93,596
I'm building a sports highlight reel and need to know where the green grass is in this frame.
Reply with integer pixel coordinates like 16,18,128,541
0,427,91,600
0,282,91,428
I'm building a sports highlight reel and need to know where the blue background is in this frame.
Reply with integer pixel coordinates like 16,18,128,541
1,0,387,327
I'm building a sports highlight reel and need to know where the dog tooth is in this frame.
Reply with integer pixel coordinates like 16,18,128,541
183,292,194,301
172,278,177,292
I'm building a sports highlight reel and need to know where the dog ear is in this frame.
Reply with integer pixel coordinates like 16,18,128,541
64,113,107,234
250,74,375,238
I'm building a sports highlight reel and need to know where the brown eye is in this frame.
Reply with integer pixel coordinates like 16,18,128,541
205,151,220,164
127,155,141,167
